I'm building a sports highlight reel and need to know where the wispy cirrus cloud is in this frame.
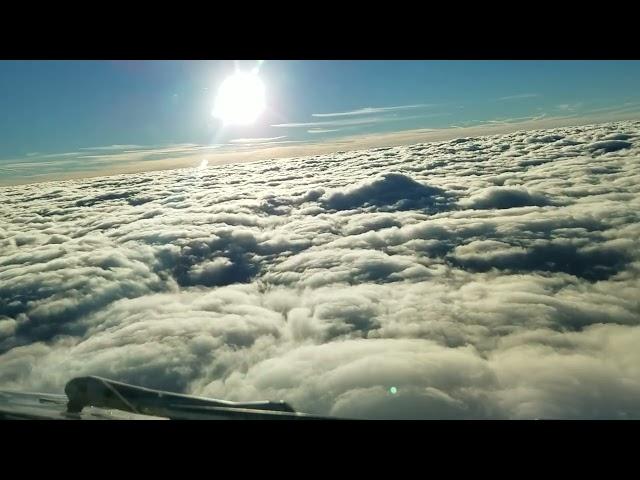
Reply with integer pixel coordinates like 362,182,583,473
497,93,540,101
272,116,393,128
485,113,549,124
80,145,146,151
308,129,342,134
450,113,550,129
311,104,434,117
557,102,583,112
229,136,287,144
273,113,447,129
582,101,640,116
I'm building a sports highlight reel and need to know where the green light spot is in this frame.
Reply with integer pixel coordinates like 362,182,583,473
390,386,397,395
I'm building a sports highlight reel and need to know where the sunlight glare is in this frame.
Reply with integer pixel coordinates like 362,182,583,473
212,72,266,126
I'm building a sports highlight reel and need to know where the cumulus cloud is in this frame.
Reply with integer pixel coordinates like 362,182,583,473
1,120,639,419
459,186,551,209
321,173,453,212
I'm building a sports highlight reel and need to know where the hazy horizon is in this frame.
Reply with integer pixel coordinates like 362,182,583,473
2,60,640,185
3,111,639,186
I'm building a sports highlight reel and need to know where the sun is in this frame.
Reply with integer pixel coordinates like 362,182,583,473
212,71,266,126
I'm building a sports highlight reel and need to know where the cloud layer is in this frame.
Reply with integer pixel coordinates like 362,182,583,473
1,120,639,419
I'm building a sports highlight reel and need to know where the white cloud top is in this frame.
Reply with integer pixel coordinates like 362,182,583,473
1,120,639,419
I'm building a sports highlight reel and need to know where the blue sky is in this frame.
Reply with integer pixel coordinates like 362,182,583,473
1,60,640,184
